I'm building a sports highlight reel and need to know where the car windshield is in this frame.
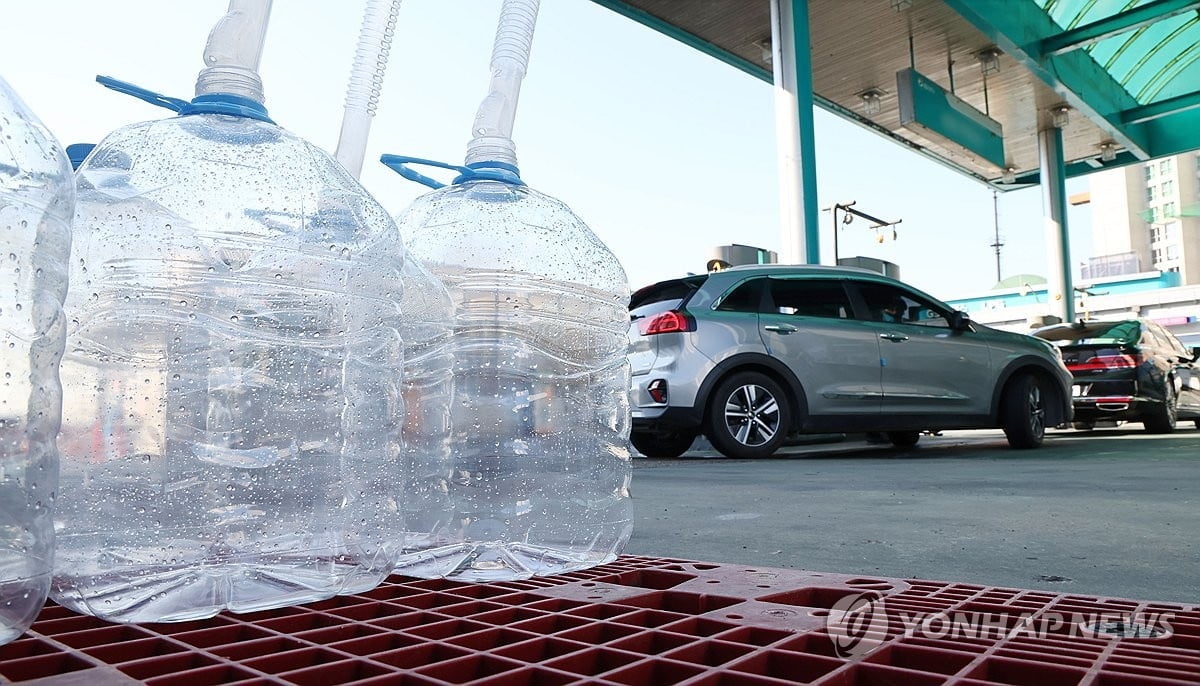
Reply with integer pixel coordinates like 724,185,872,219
629,276,705,319
1035,320,1141,346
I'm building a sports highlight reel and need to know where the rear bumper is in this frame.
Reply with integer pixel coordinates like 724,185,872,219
1071,395,1155,422
631,406,703,434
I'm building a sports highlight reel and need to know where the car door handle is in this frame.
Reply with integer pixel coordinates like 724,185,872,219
764,324,798,334
880,332,909,342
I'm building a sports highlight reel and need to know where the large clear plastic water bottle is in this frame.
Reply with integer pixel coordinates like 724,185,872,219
53,109,406,622
395,177,633,581
387,255,455,578
0,77,72,645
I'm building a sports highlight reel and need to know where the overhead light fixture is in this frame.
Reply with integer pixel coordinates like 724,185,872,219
1050,103,1071,128
753,38,772,65
891,0,913,10
976,47,1002,75
858,88,886,115
1001,166,1017,184
1098,140,1119,162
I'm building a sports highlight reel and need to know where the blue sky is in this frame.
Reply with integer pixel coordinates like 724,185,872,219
0,0,1092,298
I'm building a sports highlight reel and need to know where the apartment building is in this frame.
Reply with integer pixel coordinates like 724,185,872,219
1085,152,1200,285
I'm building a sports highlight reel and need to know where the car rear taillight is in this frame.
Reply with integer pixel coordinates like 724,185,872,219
1067,353,1142,372
638,311,695,336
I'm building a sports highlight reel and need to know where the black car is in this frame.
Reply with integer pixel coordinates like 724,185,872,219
1033,319,1200,432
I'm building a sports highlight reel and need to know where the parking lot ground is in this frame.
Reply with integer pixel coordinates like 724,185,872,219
626,426,1200,604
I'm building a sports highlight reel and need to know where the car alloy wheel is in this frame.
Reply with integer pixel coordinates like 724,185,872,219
1026,383,1045,438
1002,372,1047,449
706,371,792,459
1144,382,1177,433
724,383,781,447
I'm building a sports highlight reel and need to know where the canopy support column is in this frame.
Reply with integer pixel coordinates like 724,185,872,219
1039,125,1075,323
770,0,819,264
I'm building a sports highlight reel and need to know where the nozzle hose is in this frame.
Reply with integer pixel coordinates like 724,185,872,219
336,0,402,178
465,0,541,169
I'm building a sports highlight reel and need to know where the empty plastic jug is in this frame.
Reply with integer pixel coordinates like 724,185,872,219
52,83,406,621
0,76,73,644
382,0,631,581
384,172,632,581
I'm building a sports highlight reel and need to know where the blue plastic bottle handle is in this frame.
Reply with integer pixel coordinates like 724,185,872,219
379,155,458,190
96,75,189,112
379,154,525,188
94,75,275,124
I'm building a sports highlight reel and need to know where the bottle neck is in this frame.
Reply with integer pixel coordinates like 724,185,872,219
195,66,265,103
464,137,518,169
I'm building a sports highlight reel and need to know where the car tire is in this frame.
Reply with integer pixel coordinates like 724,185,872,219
705,371,791,459
1143,382,1177,434
887,431,920,448
630,431,695,458
1072,421,1094,431
1002,372,1047,449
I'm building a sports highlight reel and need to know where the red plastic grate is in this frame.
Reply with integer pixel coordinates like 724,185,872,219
1,555,1197,684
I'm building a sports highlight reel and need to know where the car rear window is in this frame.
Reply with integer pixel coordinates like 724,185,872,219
716,278,763,312
1038,320,1141,345
629,276,705,318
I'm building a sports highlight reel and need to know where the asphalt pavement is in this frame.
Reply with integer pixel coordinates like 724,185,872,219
625,426,1200,604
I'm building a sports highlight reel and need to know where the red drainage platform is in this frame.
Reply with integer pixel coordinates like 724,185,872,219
2,555,1198,685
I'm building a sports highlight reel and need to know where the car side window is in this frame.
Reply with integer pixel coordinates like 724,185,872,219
765,278,851,319
1148,323,1188,358
715,278,764,313
1142,324,1167,353
856,283,949,328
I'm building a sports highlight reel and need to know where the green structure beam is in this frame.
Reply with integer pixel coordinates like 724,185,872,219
946,0,1200,161
1141,107,1200,157
1121,88,1200,124
1002,149,1143,187
1038,0,1200,57
587,0,769,83
944,0,1152,159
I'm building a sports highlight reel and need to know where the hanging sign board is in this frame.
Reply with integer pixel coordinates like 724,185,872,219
896,67,1005,168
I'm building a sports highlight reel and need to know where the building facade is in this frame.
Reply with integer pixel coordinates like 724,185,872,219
1086,152,1200,285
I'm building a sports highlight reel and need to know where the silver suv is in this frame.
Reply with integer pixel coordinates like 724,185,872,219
628,265,1072,458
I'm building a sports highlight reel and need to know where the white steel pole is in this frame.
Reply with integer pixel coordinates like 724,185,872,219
770,0,819,265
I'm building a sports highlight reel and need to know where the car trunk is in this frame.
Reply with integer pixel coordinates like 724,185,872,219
628,277,704,376
1061,343,1139,399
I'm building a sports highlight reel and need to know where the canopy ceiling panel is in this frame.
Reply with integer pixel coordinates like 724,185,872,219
591,0,1200,188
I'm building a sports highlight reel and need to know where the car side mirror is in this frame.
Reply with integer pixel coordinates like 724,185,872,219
1191,346,1200,362
949,310,972,331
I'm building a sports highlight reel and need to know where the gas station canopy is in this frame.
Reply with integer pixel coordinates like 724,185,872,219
591,0,1200,189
